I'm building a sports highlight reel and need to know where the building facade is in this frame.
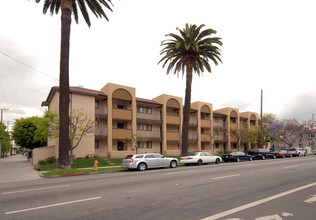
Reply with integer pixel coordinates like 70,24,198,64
41,83,258,159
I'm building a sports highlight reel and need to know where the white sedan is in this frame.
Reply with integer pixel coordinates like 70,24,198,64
180,152,222,166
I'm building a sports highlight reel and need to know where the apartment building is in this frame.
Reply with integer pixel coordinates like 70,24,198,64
40,82,258,161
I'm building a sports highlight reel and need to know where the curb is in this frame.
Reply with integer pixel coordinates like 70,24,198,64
39,169,120,178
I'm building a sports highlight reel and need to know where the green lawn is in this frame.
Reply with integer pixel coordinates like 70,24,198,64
39,158,122,171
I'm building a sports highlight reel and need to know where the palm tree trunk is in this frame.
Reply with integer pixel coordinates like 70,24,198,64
57,0,72,169
181,67,193,156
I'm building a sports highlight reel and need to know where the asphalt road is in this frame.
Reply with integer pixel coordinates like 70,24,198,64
0,156,315,220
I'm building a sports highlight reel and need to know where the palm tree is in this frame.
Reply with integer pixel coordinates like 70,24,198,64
158,24,222,156
34,0,114,169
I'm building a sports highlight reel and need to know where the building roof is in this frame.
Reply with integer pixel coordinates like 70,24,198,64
41,86,107,107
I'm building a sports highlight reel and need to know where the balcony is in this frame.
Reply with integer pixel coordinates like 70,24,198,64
137,113,162,123
166,115,180,125
201,134,211,142
189,118,198,127
112,128,132,139
201,119,211,127
137,131,162,140
167,132,180,141
112,108,132,120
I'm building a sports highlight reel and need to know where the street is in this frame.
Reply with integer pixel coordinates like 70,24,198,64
0,156,315,220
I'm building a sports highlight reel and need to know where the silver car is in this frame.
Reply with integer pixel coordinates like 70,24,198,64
121,153,178,171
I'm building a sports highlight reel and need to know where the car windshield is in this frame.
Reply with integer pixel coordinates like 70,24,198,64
188,152,199,156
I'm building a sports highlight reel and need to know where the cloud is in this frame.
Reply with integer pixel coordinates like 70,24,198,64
279,92,316,121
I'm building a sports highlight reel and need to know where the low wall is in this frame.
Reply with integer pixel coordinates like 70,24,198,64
32,146,55,166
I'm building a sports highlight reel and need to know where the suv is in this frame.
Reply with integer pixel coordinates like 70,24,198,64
121,153,178,171
248,148,276,160
287,147,306,157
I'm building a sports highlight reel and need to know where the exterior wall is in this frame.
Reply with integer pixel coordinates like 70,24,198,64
32,146,55,166
70,93,95,158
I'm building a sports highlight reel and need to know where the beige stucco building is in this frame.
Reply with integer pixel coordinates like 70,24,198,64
37,82,258,163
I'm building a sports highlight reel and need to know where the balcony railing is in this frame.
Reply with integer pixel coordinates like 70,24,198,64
166,115,180,125
112,108,132,120
112,128,132,139
167,132,180,141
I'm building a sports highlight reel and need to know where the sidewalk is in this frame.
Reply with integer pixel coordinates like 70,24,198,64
0,154,42,184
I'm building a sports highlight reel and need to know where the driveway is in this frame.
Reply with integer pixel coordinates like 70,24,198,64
0,154,42,184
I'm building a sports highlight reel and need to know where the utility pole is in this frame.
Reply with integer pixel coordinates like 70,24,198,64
0,108,9,158
260,90,263,148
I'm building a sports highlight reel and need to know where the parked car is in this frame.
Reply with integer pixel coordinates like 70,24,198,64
248,148,276,160
222,151,253,162
180,152,221,166
287,147,306,157
275,150,292,158
121,153,178,171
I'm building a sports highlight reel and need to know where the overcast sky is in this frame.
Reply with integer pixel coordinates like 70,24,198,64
1,0,316,128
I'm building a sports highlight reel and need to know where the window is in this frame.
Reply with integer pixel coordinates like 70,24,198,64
95,140,99,149
95,101,99,109
138,124,144,130
117,123,124,129
146,108,152,114
137,141,144,148
215,143,219,149
137,106,144,113
214,117,219,123
95,120,99,128
146,124,152,131
135,155,144,159
145,154,154,158
117,105,124,109
147,142,152,148
117,142,124,151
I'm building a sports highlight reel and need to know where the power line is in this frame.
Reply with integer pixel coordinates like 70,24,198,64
0,50,59,82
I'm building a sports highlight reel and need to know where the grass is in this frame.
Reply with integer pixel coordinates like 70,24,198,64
39,157,122,171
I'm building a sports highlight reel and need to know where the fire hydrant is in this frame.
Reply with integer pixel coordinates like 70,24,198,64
94,160,99,171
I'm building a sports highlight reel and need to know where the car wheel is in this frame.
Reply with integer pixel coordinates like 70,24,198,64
170,160,177,168
215,158,220,164
298,153,301,157
236,158,240,162
137,163,147,171
197,159,203,166
262,155,266,160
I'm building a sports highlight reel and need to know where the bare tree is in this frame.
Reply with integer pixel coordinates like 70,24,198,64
47,109,94,163
124,134,146,154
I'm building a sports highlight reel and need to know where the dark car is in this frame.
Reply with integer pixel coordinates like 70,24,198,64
222,151,253,162
248,148,276,160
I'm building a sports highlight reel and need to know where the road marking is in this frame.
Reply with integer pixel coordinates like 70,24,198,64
201,182,316,220
2,185,70,195
304,195,316,204
284,165,298,169
212,174,240,180
166,170,194,175
5,196,101,215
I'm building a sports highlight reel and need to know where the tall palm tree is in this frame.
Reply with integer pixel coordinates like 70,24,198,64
34,0,113,169
158,24,222,156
